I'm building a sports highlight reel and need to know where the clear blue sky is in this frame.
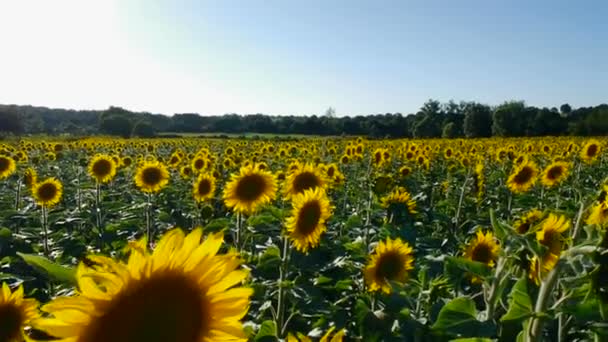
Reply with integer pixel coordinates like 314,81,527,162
0,0,606,116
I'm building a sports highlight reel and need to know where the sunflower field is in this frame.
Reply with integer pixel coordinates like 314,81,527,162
0,136,607,342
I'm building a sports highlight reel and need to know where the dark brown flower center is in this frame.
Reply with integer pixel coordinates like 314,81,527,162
587,144,598,158
0,303,23,342
37,183,58,201
78,272,206,342
235,174,266,201
93,159,113,177
197,179,212,196
471,243,493,264
514,166,534,184
376,252,403,280
295,201,322,236
292,172,320,194
0,157,10,172
142,168,162,186
546,166,563,180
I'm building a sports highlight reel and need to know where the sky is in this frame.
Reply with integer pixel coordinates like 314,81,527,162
0,0,607,116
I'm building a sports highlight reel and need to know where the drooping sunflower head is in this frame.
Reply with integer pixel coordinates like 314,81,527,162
507,160,538,193
513,209,545,234
0,155,16,180
134,161,170,194
463,230,500,268
380,187,417,219
23,167,37,189
581,139,602,163
541,161,569,188
223,164,277,214
587,201,608,227
0,283,39,342
285,187,332,253
34,228,253,342
32,177,63,208
536,213,571,257
88,154,118,184
284,163,327,199
364,238,414,294
192,173,216,203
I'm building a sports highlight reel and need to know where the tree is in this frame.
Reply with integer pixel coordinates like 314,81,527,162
492,101,526,136
100,115,133,138
0,109,24,134
442,122,458,138
463,103,492,138
132,121,156,137
324,107,336,118
560,103,572,116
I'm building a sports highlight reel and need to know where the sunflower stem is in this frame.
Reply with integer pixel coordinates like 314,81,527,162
146,193,153,244
526,260,561,342
15,176,21,211
42,205,49,257
277,236,290,337
235,212,242,251
95,181,104,249
454,170,470,231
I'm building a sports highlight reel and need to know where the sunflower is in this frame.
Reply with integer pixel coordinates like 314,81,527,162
284,188,332,253
180,166,193,179
529,214,570,284
323,163,343,186
287,327,346,342
223,165,277,214
380,187,417,217
134,161,170,193
88,154,118,184
33,177,63,208
463,230,500,270
398,165,412,178
33,228,253,342
191,155,208,173
283,163,326,200
0,283,39,342
364,238,414,294
23,167,37,189
587,201,608,227
513,209,545,234
507,160,538,193
193,173,216,203
0,155,16,180
581,139,602,163
122,156,133,168
540,161,569,188
472,162,484,202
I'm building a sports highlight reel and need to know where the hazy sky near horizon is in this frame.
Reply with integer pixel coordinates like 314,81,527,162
1,0,607,116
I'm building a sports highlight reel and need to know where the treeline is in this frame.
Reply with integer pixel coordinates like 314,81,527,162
1,100,607,138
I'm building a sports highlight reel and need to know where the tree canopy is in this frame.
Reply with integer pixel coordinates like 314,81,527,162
1,100,607,138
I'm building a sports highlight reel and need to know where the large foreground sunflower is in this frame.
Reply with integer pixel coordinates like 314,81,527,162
134,161,170,193
34,228,253,342
32,177,63,208
284,188,332,253
223,165,277,214
529,213,570,284
380,187,417,218
193,173,216,203
507,160,538,193
88,154,117,184
540,161,569,188
0,283,39,342
283,163,326,200
0,155,16,180
364,238,414,294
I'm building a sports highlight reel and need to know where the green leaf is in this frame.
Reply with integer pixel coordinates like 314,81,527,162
247,214,279,226
449,338,493,342
501,277,533,322
17,253,76,285
445,257,492,278
203,218,231,233
432,297,493,337
254,320,278,342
